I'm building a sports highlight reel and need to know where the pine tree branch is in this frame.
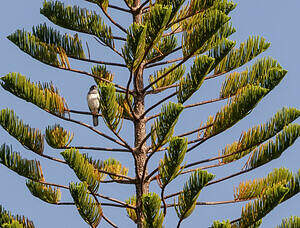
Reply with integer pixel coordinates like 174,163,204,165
177,124,213,138
33,179,136,208
57,202,130,208
100,5,128,34
146,71,228,94
146,96,225,122
165,198,251,208
102,214,118,228
108,4,131,13
145,47,182,67
93,37,124,58
164,168,256,200
52,65,129,92
145,57,183,69
64,146,131,153
138,0,150,11
141,91,177,119
67,109,132,120
70,55,126,68
44,110,131,150
143,54,192,92
184,97,226,109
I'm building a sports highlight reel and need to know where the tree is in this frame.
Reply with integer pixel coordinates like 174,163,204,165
0,0,299,227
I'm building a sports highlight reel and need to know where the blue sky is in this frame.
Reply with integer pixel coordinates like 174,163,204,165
0,0,299,227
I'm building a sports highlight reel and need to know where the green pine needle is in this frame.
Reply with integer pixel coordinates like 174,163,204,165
0,109,44,155
151,102,184,148
142,193,164,228
41,1,113,48
159,137,187,186
61,148,103,193
1,72,67,117
0,144,44,181
69,182,102,228
45,124,74,149
26,180,61,204
0,205,35,228
222,107,300,163
175,170,215,220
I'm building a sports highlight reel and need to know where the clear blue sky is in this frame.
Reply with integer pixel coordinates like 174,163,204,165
0,1,299,227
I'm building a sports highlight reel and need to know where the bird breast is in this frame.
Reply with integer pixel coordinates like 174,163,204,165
87,93,100,112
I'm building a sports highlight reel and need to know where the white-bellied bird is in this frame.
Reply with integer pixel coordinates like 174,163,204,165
87,85,100,126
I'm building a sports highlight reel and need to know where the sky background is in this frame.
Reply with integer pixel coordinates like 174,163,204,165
0,0,299,227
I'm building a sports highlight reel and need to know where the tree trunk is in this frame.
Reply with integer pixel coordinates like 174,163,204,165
132,1,149,227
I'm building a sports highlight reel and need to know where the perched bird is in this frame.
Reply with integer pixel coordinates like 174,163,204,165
87,85,100,126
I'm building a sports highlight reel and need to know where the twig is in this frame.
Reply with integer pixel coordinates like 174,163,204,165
165,198,250,208
163,168,256,200
56,66,129,92
93,37,124,58
64,146,131,153
143,53,192,92
138,0,150,11
100,5,128,34
32,179,135,208
141,91,177,119
145,57,183,69
177,124,213,137
45,110,130,150
67,109,132,120
39,154,66,164
103,214,119,228
108,4,131,13
183,97,226,109
145,47,182,67
70,56,126,68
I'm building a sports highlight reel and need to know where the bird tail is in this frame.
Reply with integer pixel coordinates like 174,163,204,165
93,115,98,126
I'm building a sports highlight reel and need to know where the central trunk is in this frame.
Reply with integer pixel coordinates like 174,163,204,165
132,1,149,227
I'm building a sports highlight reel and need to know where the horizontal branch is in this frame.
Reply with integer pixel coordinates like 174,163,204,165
67,109,133,121
31,179,135,209
45,110,130,150
64,146,131,153
70,56,126,68
145,57,183,69
100,5,128,34
165,198,250,208
164,167,255,200
145,46,182,67
177,124,213,138
108,4,131,13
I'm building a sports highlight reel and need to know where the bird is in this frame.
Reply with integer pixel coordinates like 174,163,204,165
87,85,100,126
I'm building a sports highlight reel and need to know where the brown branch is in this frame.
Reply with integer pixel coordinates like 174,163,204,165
67,109,132,120
102,214,118,228
39,153,66,164
183,97,226,109
177,124,213,138
45,110,130,150
108,4,131,13
145,46,182,67
70,56,126,68
64,146,131,153
141,91,177,119
56,202,131,208
166,199,250,208
32,179,135,208
145,57,184,69
164,168,256,200
143,53,192,92
138,0,150,11
100,5,128,34
55,66,129,92
93,37,124,58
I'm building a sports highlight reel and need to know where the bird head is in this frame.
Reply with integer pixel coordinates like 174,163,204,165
89,85,98,91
